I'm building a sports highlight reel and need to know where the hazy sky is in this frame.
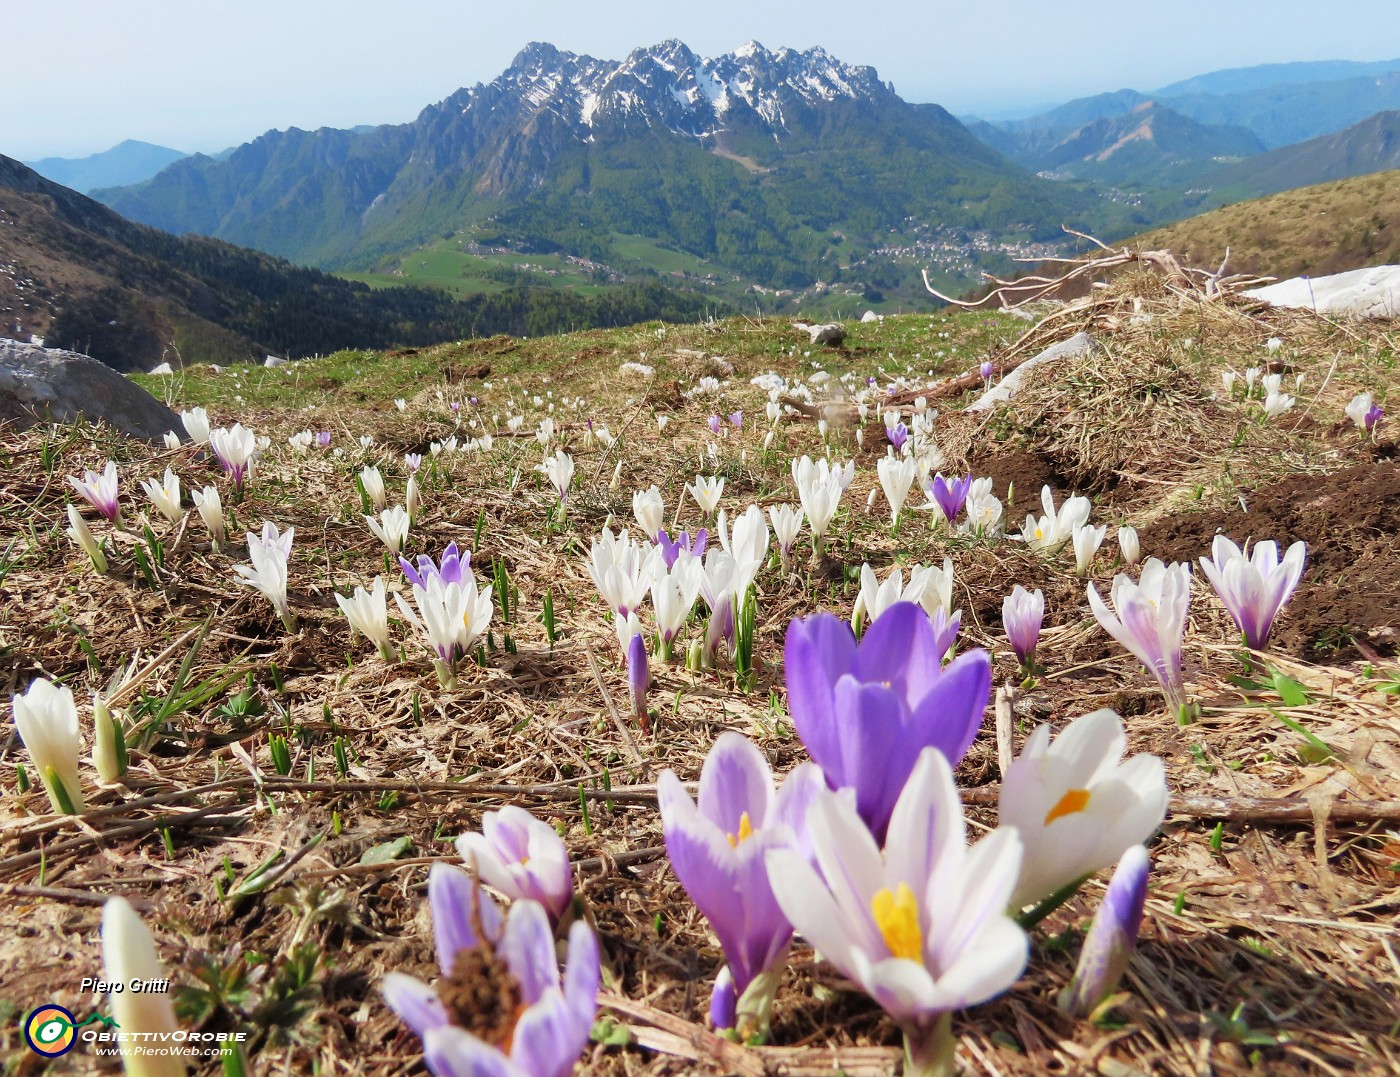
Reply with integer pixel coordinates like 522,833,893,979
10,1,1400,159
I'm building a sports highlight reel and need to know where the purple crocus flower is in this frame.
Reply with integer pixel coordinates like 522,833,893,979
1002,585,1045,669
728,410,744,429
627,632,649,731
1197,536,1307,650
400,542,469,589
658,734,826,1038
1059,844,1150,1016
784,602,992,841
450,401,461,414
980,360,995,382
316,431,331,448
929,473,972,523
887,422,909,452
404,453,422,473
1365,403,1384,431
657,528,707,569
382,864,599,1077
708,414,723,435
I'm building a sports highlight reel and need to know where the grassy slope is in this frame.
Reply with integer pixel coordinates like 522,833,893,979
3,293,1396,1075
1132,170,1400,279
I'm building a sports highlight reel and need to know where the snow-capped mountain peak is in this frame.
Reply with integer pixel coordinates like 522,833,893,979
474,39,890,141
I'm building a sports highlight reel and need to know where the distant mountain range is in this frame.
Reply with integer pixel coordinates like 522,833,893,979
91,40,1111,304
0,155,715,371
23,140,190,194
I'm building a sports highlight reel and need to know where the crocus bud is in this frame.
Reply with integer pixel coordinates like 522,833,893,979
162,431,181,449
12,678,84,814
1059,844,1150,1017
92,692,128,782
405,475,421,524
710,966,737,1032
1118,526,1140,566
1002,585,1044,671
66,504,109,574
980,360,994,381
191,486,226,549
627,632,649,732
102,898,184,1076
610,460,624,490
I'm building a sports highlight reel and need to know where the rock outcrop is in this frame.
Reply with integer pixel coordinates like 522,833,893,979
0,338,182,440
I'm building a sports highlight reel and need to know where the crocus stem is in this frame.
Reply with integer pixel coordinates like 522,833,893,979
734,962,785,1045
1016,873,1092,930
433,658,457,690
903,1013,956,1077
377,642,397,662
279,611,299,634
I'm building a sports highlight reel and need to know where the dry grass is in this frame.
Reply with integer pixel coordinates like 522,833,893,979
1,286,1398,1076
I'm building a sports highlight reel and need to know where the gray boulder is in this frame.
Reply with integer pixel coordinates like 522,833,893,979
0,338,182,441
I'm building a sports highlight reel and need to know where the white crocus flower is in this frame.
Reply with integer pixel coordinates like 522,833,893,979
961,489,1004,537
394,573,494,688
877,453,918,526
649,554,704,659
162,431,181,450
535,416,555,445
1221,371,1238,396
698,548,762,663
1071,522,1107,575
288,430,314,452
234,521,296,631
12,678,84,814
101,898,182,1076
360,465,387,512
1244,366,1261,395
335,576,396,660
767,748,1027,1065
365,505,411,554
536,449,575,503
180,406,211,444
791,456,852,557
65,504,108,573
456,806,573,921
1261,372,1283,397
716,504,770,568
209,423,257,488
632,485,665,540
405,475,421,523
766,503,804,570
687,474,725,517
1262,390,1294,417
1118,526,1140,565
587,527,658,620
999,709,1168,909
1022,485,1092,553
1345,392,1374,429
191,485,226,549
140,467,183,523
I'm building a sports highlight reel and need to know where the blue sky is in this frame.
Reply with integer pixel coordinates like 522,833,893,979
9,0,1400,159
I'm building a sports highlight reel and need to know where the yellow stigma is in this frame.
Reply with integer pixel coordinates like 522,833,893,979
1044,787,1092,825
1034,526,1044,541
871,882,923,961
726,811,754,848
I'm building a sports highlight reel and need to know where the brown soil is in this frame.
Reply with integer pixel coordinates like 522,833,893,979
1151,459,1400,660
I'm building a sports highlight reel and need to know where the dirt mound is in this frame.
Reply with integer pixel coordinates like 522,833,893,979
1151,459,1400,660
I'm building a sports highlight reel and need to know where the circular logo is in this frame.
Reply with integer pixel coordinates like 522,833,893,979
24,1004,77,1057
